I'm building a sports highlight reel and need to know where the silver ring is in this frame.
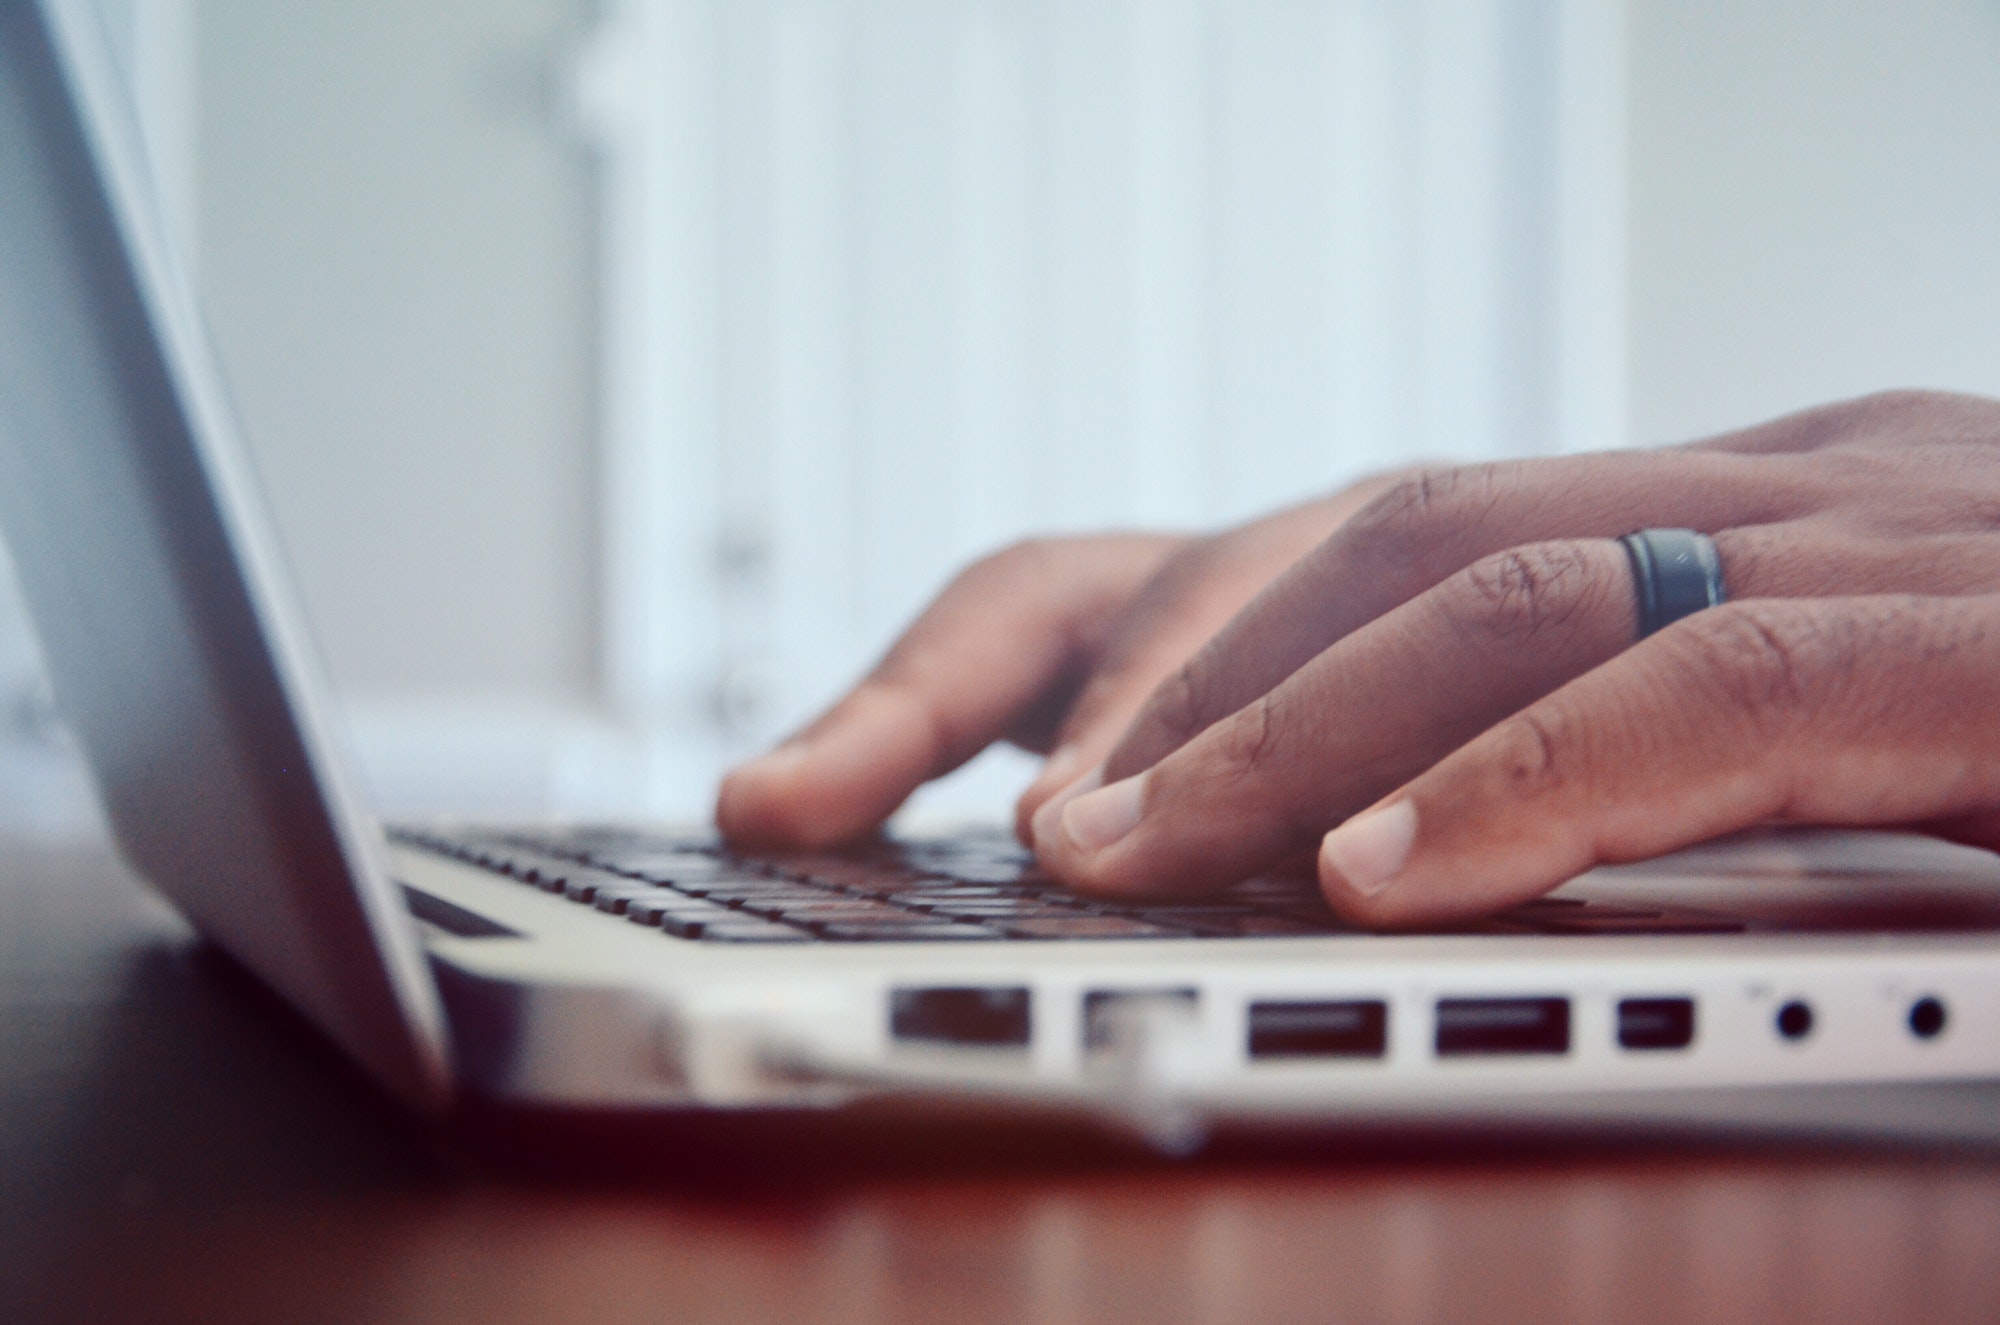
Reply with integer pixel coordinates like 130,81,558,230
1620,529,1727,638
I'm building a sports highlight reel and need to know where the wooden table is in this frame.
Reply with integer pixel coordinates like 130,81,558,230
6,838,2000,1325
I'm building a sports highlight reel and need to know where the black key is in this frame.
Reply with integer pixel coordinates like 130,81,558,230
696,878,835,895
755,900,917,921
452,844,586,892
541,825,673,851
555,868,655,903
593,883,673,914
601,854,751,884
897,883,1053,901
700,889,843,910
924,861,1029,885
661,884,780,903
887,887,1017,904
652,910,801,940
627,896,732,927
815,907,980,924
488,836,596,863
768,857,920,890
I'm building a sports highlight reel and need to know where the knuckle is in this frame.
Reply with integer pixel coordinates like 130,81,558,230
1342,464,1500,564
1665,600,1848,720
857,677,954,764
962,536,1057,591
1489,703,1582,802
1706,524,1780,592
1140,661,1210,750
1658,595,1993,746
1841,387,1961,436
1858,386,1939,413
1211,693,1284,785
1149,621,1270,749
1450,542,1612,645
1140,536,1222,594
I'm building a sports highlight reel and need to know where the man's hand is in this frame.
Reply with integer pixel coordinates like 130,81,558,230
1028,390,2000,924
715,482,1401,847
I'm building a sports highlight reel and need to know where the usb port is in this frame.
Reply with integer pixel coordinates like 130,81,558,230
890,987,1031,1047
1435,996,1570,1056
1083,987,1198,1051
1247,1000,1388,1059
1618,996,1696,1051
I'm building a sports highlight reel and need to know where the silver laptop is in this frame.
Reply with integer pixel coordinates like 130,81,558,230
6,0,2000,1143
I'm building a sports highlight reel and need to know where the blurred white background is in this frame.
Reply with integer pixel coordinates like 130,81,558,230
2,0,1998,835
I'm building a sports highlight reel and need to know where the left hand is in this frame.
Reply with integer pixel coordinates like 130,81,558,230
716,485,1396,847
1030,390,2000,927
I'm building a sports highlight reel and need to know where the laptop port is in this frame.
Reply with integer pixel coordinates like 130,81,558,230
1775,999,1814,1041
1617,996,1696,1051
1247,1000,1388,1060
1083,988,1198,1051
1909,996,1948,1040
890,986,1031,1047
1434,996,1570,1056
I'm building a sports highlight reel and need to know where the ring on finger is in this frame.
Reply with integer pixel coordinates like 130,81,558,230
1620,528,1728,638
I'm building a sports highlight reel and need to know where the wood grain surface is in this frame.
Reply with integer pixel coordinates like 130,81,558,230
5,839,2000,1325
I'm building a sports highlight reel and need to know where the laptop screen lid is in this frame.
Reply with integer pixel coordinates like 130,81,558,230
0,0,451,1109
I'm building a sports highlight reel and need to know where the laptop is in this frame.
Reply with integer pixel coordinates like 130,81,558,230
6,0,2000,1144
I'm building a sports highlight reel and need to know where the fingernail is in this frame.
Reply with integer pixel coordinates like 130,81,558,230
1320,799,1419,897
1060,774,1146,855
1030,767,1101,850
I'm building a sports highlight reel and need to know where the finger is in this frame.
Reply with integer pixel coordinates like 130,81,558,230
1034,538,1642,895
1034,527,2000,896
1316,594,2000,928
1707,523,2000,597
1676,392,1899,455
1012,499,1363,841
1010,663,1172,846
717,534,1180,846
1102,448,1837,782
1011,607,1243,846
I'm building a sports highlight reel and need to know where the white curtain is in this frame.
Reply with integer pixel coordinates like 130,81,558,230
581,0,1627,803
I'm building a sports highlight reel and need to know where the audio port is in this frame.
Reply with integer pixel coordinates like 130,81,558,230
1775,1000,1814,1041
1908,996,1948,1040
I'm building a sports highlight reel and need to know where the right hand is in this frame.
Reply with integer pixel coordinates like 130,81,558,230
715,480,1402,848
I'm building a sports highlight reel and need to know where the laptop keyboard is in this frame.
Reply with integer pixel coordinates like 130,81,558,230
390,825,1748,944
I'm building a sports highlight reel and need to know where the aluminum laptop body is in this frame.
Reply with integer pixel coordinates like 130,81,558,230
6,0,2000,1139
